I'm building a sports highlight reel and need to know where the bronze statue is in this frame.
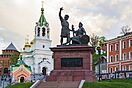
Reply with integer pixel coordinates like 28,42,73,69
59,7,70,45
58,7,89,45
72,22,89,44
74,22,86,36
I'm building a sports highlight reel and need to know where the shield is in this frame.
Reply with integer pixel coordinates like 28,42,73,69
80,35,90,44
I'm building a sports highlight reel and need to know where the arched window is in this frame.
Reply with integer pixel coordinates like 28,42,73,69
42,27,45,37
43,45,45,48
47,29,49,38
37,28,40,36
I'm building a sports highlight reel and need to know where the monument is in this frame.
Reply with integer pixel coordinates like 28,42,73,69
47,7,96,82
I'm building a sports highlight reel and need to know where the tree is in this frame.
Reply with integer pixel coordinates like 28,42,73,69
90,35,107,71
92,52,107,71
120,25,131,35
98,36,106,48
10,55,19,65
90,33,99,47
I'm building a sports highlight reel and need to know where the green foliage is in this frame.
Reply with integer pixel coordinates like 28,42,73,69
6,82,33,88
92,53,99,71
90,33,99,47
10,55,19,65
90,34,106,48
92,52,107,71
98,36,106,47
83,79,132,88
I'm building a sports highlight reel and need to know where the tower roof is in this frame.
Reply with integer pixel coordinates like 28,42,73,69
5,43,18,51
23,35,31,48
38,1,48,27
39,14,47,26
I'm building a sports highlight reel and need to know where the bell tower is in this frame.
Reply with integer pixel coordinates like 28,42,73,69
35,1,50,39
32,1,53,74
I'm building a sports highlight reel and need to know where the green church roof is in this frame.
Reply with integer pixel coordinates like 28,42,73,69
10,55,32,72
39,7,48,26
16,58,26,66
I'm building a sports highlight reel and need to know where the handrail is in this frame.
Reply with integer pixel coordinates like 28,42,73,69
30,80,41,88
78,80,85,88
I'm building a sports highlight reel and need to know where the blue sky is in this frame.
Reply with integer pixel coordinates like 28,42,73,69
0,0,132,51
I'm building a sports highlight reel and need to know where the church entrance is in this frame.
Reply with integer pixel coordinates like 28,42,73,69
20,77,24,83
42,67,47,75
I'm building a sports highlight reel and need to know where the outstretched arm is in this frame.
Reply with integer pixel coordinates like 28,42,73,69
59,7,63,21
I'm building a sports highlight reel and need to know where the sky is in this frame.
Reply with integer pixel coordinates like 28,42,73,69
0,0,132,51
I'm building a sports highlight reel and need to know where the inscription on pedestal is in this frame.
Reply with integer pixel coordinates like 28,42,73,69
61,58,83,67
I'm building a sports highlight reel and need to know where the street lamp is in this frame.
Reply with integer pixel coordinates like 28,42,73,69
97,46,101,82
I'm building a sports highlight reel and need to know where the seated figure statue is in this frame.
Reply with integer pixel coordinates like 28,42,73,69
71,22,89,45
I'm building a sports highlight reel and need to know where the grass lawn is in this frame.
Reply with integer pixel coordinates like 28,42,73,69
6,82,34,88
83,79,132,88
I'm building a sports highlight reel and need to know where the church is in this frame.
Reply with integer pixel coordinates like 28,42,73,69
21,3,53,76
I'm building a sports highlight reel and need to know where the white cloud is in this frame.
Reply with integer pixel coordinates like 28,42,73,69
0,0,132,49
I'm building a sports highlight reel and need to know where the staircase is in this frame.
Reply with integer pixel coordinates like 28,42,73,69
36,81,80,88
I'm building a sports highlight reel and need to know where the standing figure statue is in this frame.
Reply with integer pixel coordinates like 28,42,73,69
59,7,70,45
72,22,89,44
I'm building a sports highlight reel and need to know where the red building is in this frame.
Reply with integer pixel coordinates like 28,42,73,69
107,32,132,73
0,43,20,75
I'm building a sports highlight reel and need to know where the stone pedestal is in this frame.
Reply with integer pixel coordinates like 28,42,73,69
47,45,96,82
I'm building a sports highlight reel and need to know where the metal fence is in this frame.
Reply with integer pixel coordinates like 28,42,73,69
96,70,132,80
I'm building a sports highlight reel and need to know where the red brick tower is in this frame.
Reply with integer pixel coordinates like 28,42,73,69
0,43,20,75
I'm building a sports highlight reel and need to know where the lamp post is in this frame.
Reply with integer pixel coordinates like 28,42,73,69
97,46,101,82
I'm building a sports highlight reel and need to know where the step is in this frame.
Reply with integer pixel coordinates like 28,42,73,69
35,81,80,88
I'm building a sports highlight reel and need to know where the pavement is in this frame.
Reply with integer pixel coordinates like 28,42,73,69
30,74,45,82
